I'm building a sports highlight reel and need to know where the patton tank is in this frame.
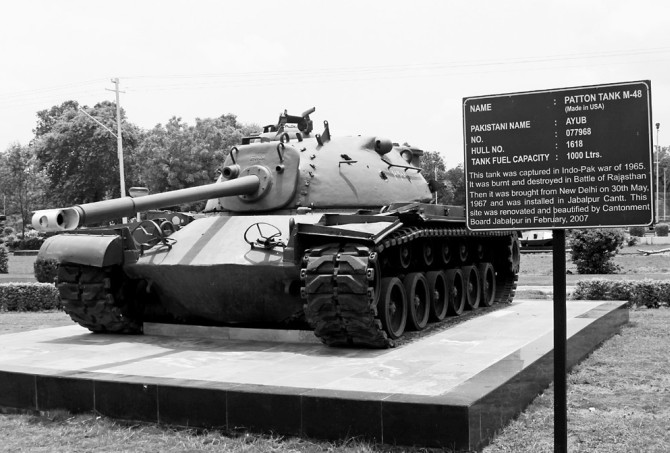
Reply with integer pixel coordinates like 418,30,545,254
33,108,520,348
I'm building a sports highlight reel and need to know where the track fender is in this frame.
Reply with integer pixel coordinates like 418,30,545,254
37,234,123,267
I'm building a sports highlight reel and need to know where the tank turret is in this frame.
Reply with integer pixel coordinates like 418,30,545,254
34,108,520,348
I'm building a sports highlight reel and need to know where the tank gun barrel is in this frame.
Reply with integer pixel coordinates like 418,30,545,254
32,175,260,232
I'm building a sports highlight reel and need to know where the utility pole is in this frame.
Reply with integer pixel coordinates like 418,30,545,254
106,78,127,223
107,78,126,199
655,123,660,224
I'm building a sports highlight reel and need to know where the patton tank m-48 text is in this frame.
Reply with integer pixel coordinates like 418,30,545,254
33,108,520,348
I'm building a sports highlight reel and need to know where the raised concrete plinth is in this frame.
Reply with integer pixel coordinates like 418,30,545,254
0,300,627,450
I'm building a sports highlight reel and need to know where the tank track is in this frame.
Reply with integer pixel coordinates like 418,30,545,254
301,244,390,347
301,227,519,348
57,264,142,334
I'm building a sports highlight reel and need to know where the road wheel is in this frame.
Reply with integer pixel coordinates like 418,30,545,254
426,270,448,321
445,268,465,316
378,277,407,339
462,265,481,310
404,272,430,331
478,262,496,307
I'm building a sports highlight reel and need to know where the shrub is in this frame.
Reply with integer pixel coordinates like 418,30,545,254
626,235,638,247
573,279,670,308
7,236,45,250
570,229,625,274
0,245,8,274
0,283,61,311
655,223,669,237
0,234,17,247
629,226,645,237
34,257,59,283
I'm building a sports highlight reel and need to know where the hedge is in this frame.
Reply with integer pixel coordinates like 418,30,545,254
0,283,61,311
573,279,670,308
0,245,7,274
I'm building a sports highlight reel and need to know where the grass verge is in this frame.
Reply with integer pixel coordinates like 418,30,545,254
482,307,670,453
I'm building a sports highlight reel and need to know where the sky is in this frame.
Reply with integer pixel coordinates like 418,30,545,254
1,0,669,168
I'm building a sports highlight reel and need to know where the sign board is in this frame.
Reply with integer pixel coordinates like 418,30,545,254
463,81,653,231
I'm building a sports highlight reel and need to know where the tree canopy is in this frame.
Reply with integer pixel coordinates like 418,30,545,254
420,151,464,205
134,114,258,194
32,101,142,206
0,143,47,235
4,100,261,221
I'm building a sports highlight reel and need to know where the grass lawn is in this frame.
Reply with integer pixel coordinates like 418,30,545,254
482,308,670,453
519,243,670,277
5,253,37,275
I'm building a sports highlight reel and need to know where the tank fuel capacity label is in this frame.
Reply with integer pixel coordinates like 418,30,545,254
463,80,653,231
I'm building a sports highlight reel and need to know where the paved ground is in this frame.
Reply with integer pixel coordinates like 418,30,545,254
0,299,628,449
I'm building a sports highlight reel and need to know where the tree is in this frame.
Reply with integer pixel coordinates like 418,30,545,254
444,164,466,206
420,153,467,206
32,101,141,207
420,151,455,204
132,114,259,210
0,143,47,235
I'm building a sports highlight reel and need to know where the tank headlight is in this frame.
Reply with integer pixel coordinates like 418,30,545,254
401,149,413,163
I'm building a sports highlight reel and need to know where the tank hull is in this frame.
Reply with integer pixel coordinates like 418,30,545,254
124,214,309,325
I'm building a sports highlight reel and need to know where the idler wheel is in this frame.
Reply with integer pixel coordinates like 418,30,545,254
445,269,465,316
462,265,481,310
426,270,448,321
403,272,430,331
478,262,497,307
378,277,407,339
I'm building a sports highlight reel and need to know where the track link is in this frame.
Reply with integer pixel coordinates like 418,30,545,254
301,227,520,348
57,264,142,334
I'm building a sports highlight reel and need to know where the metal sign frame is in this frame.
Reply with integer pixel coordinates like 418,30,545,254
463,80,654,231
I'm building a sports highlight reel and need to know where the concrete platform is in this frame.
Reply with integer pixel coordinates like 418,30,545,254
0,300,627,450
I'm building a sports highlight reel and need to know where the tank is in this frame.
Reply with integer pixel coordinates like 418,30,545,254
33,108,520,348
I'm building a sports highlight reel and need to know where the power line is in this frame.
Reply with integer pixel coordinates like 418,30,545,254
0,79,108,102
119,46,670,82
0,46,668,106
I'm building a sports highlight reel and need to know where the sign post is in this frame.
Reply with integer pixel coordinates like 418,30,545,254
552,229,567,451
463,81,653,453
